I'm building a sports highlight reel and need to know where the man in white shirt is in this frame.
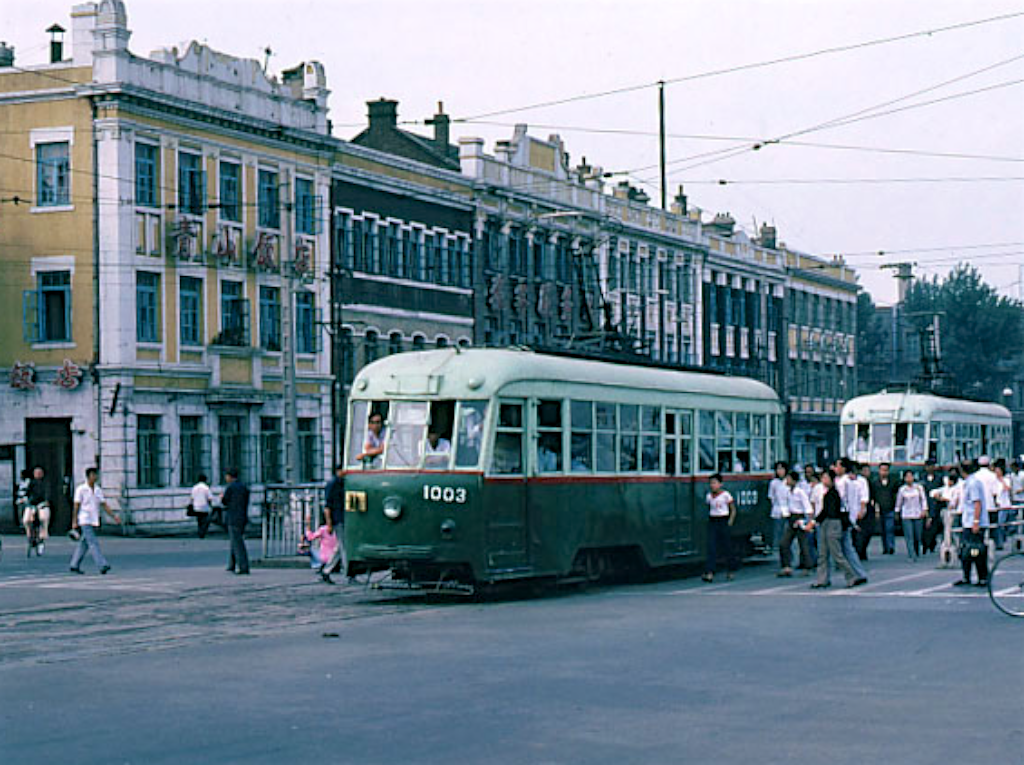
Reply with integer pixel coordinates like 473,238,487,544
190,473,215,538
69,467,122,575
955,460,990,586
976,455,1001,507
777,471,815,576
835,459,869,583
422,430,452,469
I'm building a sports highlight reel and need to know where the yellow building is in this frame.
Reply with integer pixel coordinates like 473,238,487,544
0,1,334,531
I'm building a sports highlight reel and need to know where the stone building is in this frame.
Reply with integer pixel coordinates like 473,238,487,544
0,1,333,530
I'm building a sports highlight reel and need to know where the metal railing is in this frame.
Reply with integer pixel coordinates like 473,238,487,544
261,483,325,559
938,505,1024,568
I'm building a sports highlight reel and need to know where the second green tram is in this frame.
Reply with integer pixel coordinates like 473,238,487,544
343,348,784,589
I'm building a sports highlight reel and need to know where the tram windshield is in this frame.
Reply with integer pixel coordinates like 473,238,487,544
348,400,488,471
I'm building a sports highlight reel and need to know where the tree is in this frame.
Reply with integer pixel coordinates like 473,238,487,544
903,264,1023,400
855,290,888,394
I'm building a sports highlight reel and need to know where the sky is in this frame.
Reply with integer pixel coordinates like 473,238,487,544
4,0,1024,306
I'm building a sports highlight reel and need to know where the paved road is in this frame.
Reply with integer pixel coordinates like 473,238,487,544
0,534,1020,764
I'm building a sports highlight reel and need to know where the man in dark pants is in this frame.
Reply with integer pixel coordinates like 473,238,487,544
870,462,898,556
920,459,944,553
854,463,876,560
323,464,346,575
222,468,250,575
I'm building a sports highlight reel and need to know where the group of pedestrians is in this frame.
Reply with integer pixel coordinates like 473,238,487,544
704,454,1022,590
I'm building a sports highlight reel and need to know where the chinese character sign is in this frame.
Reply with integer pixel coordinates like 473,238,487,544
10,361,36,391
54,359,83,390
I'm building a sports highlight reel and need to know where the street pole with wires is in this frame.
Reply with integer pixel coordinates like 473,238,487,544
280,172,299,485
658,80,667,210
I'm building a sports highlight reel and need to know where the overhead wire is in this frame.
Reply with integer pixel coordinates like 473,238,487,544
454,11,1024,122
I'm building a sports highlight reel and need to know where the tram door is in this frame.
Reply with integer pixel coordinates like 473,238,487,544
485,399,530,572
664,410,698,557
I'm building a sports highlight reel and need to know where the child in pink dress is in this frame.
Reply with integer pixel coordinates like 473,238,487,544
305,511,339,584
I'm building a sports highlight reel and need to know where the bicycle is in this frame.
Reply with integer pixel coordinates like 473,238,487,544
988,550,1024,617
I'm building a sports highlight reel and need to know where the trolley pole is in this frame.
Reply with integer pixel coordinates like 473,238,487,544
280,172,299,485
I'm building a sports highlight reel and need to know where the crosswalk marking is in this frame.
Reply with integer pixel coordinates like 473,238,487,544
0,573,185,593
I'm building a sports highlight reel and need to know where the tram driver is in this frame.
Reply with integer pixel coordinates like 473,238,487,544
423,429,452,469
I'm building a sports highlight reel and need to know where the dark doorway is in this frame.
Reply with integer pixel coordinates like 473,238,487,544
25,419,73,534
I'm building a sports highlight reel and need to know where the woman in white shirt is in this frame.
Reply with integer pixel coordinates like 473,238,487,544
702,473,737,583
896,470,927,560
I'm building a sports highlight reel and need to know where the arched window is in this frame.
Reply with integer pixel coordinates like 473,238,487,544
435,336,449,349
457,337,471,349
412,334,426,351
364,329,379,365
388,331,403,355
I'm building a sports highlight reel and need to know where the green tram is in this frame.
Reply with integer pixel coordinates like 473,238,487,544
343,348,784,591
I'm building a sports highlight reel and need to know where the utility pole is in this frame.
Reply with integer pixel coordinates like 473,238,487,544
280,172,299,485
658,81,667,211
881,262,915,383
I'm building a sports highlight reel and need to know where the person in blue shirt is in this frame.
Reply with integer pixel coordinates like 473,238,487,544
954,460,990,587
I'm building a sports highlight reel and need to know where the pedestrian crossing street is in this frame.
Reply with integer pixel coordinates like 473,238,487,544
665,565,995,600
0,571,186,594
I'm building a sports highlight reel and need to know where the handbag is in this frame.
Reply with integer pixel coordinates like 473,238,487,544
959,535,986,559
185,502,197,517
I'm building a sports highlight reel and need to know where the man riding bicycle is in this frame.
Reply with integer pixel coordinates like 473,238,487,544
21,466,51,557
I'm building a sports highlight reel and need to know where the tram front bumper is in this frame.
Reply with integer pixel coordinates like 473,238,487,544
357,544,438,561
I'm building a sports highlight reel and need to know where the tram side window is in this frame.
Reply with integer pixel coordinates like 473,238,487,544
664,410,693,475
385,401,429,468
716,411,733,473
570,400,593,473
908,423,925,462
454,401,487,468
928,421,939,463
641,405,661,472
619,404,638,472
734,413,750,472
595,402,617,473
492,401,524,475
423,401,455,470
894,423,908,463
537,399,563,474
751,414,766,472
698,410,715,473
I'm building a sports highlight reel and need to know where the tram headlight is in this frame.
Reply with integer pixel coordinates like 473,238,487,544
382,496,403,520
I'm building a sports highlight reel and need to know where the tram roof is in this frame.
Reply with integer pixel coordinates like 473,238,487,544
351,348,780,404
840,391,1011,422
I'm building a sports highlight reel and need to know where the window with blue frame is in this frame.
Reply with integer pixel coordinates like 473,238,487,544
259,285,281,351
219,161,241,222
178,152,204,216
36,142,70,207
218,280,249,346
258,169,279,229
179,276,203,347
135,143,158,208
295,291,316,354
295,177,315,235
136,271,161,343
23,271,72,343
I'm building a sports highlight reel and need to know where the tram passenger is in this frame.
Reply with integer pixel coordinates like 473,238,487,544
702,473,737,583
423,429,452,469
356,411,386,468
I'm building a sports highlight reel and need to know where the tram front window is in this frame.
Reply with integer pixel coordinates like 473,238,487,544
385,402,429,468
349,400,389,469
872,423,892,463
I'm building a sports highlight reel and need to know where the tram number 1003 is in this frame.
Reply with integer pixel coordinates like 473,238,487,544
422,485,468,504
735,489,759,508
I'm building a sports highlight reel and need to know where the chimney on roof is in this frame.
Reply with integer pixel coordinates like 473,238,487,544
708,212,736,237
670,185,688,216
758,223,777,249
0,42,14,68
425,101,451,155
367,98,398,131
47,23,65,64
